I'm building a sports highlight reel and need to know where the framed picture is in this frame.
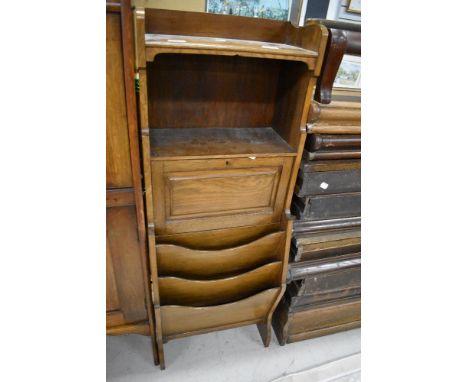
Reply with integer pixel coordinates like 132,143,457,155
347,0,362,14
334,55,361,89
206,0,290,21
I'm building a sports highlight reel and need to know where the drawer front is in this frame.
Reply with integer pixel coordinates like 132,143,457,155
152,157,293,235
305,134,361,152
288,298,361,335
292,193,361,220
296,169,360,197
292,229,361,262
288,267,361,308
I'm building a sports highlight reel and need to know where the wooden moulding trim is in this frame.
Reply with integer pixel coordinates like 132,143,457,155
106,320,151,336
134,8,146,70
149,152,297,161
145,47,316,70
293,216,361,233
106,188,135,207
308,124,361,135
106,2,120,13
289,254,361,281
316,106,361,123
164,318,263,341
287,321,361,343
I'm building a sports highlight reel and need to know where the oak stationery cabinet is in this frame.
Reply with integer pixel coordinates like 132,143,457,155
134,8,328,368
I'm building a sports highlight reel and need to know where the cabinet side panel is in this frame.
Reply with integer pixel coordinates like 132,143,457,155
106,205,147,324
106,12,133,188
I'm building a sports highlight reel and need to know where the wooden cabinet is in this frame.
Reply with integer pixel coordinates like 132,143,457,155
134,8,328,369
105,1,158,363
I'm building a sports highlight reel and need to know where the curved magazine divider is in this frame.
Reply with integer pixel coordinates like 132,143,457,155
156,231,285,278
160,287,281,339
159,261,282,306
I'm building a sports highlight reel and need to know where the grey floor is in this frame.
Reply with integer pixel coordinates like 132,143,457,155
107,326,361,382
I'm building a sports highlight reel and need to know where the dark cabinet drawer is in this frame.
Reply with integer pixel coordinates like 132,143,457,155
296,169,360,196
292,192,361,220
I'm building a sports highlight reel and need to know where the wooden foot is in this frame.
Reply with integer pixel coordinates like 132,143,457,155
271,297,289,346
257,320,271,347
150,334,160,365
154,308,166,369
157,341,165,370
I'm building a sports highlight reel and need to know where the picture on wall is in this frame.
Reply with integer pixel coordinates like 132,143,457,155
334,55,361,89
347,0,361,14
206,0,290,21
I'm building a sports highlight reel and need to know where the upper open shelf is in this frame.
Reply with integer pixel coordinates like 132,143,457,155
145,34,318,67
149,127,296,160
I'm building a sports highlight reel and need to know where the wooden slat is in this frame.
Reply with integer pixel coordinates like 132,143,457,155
304,149,361,160
156,223,280,249
160,288,280,338
146,33,318,64
301,159,360,172
149,128,295,159
106,320,151,336
106,188,135,207
287,321,360,343
157,231,284,278
159,262,282,306
292,237,361,262
106,310,125,327
289,253,361,280
294,216,361,233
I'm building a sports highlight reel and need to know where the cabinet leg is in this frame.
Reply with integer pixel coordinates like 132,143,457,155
257,320,272,347
154,308,166,369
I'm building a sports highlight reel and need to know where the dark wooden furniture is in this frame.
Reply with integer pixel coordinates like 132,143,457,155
134,8,328,369
106,0,158,364
273,19,361,345
308,20,361,104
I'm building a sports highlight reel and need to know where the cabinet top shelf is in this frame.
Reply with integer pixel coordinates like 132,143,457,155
149,127,296,160
145,34,317,67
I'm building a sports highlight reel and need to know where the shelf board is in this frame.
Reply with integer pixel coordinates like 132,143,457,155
149,127,296,160
145,34,317,68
